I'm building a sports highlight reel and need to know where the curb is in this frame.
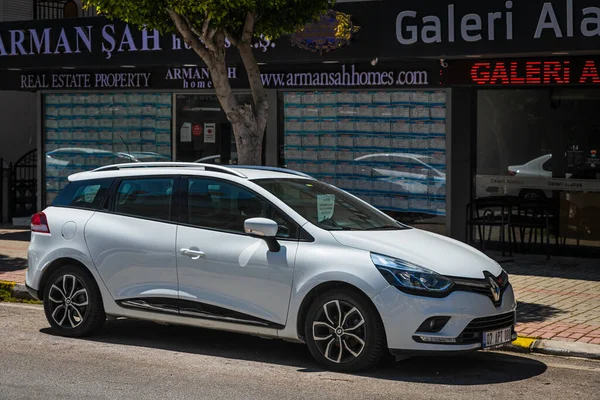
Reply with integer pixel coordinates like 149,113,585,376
506,336,600,360
12,284,34,301
0,280,36,301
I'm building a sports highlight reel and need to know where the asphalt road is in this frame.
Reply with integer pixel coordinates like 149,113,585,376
1,303,600,400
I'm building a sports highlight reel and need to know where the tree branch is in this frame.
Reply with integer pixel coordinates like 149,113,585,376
223,29,239,47
167,9,211,60
237,42,268,131
201,16,212,38
181,13,219,53
241,12,256,43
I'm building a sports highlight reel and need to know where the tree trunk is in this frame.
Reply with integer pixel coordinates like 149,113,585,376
207,53,265,166
232,113,263,166
168,10,268,166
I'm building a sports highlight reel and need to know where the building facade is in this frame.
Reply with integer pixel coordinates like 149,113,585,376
0,0,599,257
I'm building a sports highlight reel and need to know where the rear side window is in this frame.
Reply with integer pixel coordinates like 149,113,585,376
542,157,552,172
52,179,113,210
114,177,175,221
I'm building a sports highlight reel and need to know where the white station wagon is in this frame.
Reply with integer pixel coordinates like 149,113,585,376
26,163,516,372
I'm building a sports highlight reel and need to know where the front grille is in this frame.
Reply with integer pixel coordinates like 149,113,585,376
452,271,509,307
459,312,516,344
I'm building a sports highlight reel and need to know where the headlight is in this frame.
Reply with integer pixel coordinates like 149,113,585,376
371,253,454,295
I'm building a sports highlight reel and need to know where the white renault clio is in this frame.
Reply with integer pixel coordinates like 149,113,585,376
27,163,516,372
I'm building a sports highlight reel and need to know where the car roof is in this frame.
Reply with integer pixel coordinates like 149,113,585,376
67,162,314,182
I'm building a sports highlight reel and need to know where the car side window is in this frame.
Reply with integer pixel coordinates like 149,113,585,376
542,157,552,172
114,177,174,221
185,178,298,239
52,179,113,210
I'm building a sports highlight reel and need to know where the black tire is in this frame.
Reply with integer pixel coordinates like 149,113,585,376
304,288,386,372
43,265,105,337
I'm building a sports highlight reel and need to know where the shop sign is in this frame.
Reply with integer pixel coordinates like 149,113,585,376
2,1,600,69
260,64,430,88
20,71,152,89
290,10,360,54
164,66,239,89
442,57,600,86
4,62,438,91
392,0,600,54
0,23,275,61
396,0,600,46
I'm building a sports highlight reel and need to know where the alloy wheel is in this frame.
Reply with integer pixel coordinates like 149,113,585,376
312,300,367,364
47,274,89,329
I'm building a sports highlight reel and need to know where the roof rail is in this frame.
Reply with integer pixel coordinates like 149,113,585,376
233,165,313,179
92,162,248,178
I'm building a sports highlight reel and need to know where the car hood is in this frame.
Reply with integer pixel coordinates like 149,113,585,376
330,229,502,279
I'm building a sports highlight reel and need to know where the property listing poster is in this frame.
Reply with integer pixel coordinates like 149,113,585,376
283,90,447,216
44,93,172,204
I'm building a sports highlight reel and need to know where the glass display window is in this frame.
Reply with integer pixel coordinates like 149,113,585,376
43,92,173,206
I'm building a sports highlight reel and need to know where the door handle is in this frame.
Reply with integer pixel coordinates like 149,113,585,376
180,248,205,260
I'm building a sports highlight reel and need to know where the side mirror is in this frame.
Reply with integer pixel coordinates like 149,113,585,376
244,218,281,252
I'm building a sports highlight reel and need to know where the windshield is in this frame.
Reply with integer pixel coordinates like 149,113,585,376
254,179,409,231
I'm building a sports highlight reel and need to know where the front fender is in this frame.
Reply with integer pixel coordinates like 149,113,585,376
277,242,390,341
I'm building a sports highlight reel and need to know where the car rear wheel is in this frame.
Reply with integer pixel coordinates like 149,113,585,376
304,289,385,372
43,266,105,337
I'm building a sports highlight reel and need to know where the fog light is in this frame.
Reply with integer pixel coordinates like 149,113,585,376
417,316,451,333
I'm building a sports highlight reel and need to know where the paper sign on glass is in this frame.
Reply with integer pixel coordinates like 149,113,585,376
204,123,216,143
317,194,336,222
181,123,192,142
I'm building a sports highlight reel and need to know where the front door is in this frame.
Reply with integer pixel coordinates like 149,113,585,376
176,177,299,328
85,176,179,312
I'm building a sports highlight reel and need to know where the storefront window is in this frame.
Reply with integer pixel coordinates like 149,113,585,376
476,89,600,253
281,90,447,234
44,93,172,206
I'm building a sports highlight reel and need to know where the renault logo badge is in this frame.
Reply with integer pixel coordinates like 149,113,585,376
489,277,501,303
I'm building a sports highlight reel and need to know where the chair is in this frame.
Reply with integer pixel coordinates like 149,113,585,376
466,196,514,256
509,197,556,260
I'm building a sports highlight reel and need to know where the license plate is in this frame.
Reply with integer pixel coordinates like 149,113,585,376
483,327,513,348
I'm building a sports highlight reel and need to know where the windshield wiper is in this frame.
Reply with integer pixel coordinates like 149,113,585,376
318,218,354,231
365,225,402,231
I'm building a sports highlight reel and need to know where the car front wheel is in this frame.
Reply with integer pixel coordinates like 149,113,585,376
43,266,105,337
304,289,385,372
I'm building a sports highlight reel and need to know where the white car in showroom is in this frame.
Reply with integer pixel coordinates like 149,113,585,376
26,162,516,372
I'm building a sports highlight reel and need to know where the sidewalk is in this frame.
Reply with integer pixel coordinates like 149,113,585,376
496,253,600,346
1,228,600,347
0,228,29,284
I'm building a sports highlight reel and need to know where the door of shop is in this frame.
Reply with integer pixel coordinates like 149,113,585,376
11,149,37,219
174,94,253,164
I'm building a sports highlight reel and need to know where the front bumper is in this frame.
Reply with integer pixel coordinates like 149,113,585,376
25,284,40,300
372,284,517,352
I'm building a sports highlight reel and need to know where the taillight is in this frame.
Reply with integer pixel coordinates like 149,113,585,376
508,170,517,176
31,212,50,234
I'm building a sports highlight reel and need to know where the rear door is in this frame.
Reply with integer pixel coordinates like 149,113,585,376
175,176,298,328
85,175,180,312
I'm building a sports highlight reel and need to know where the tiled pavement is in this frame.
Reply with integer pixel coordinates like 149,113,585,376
1,227,599,345
496,253,600,345
0,228,29,284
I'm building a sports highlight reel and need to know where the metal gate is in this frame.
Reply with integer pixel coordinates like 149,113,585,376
10,149,37,219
